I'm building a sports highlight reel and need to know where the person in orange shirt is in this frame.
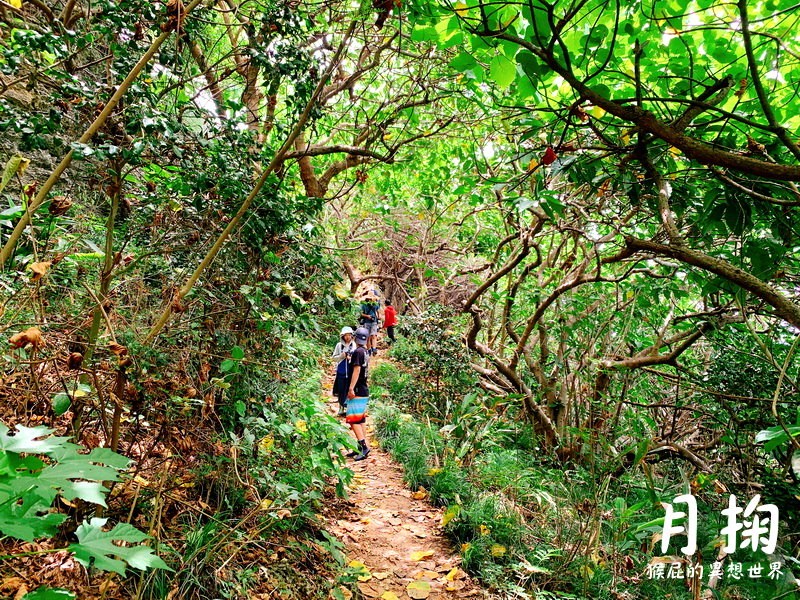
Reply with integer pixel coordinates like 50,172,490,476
383,299,397,345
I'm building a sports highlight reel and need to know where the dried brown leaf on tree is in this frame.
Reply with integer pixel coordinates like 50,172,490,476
29,261,51,280
66,352,84,369
9,327,44,350
48,195,73,215
108,341,128,355
160,0,186,32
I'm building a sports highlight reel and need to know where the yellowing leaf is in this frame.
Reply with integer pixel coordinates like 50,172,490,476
590,106,606,119
441,505,459,527
668,146,681,157
412,487,428,500
461,543,471,553
406,580,431,599
381,593,399,600
348,560,372,581
479,524,491,535
455,2,469,16
17,157,29,176
348,560,366,569
491,544,507,557
334,284,350,300
427,468,442,476
259,498,273,510
527,159,539,171
445,568,459,581
8,0,21,8
410,550,434,561
372,572,391,580
295,420,308,433
259,435,274,453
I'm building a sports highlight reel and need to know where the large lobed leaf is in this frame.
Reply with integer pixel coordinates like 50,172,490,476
0,424,70,455
70,518,172,575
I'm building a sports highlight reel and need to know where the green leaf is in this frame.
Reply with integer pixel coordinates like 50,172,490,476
755,425,800,452
70,518,172,575
231,345,245,360
489,54,516,90
15,446,129,506
22,588,76,600
51,393,71,416
517,50,542,79
449,52,477,72
0,492,66,541
0,424,69,455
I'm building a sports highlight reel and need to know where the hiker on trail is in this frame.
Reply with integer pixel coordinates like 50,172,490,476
383,299,397,345
331,326,356,417
359,292,380,356
346,326,371,461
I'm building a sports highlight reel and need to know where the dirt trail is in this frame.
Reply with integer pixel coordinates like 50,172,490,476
321,361,486,600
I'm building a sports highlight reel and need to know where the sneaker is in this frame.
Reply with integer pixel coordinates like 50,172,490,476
346,449,360,458
354,449,370,461
337,406,346,417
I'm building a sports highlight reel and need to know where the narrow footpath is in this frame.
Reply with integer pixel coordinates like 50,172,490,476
321,359,486,600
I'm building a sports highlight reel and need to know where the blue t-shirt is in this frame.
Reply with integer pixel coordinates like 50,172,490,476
361,302,378,322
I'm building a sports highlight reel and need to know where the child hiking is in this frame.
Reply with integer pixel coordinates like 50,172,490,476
331,326,356,417
346,326,371,461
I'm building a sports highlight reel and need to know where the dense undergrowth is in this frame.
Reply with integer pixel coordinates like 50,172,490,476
0,328,358,599
370,311,799,600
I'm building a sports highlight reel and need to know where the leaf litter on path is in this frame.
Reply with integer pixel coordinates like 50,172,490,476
322,358,485,600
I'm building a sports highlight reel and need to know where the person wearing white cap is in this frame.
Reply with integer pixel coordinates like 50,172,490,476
331,326,356,417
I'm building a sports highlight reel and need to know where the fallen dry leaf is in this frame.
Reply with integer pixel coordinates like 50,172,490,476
13,583,29,600
410,550,434,562
446,580,466,591
357,582,384,598
414,570,439,580
329,586,352,600
380,593,400,600
406,580,431,599
445,567,467,581
411,487,428,500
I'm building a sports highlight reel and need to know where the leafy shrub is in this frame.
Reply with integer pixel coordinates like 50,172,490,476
0,423,170,599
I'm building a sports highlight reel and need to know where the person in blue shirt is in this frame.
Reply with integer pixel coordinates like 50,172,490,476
359,292,380,355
